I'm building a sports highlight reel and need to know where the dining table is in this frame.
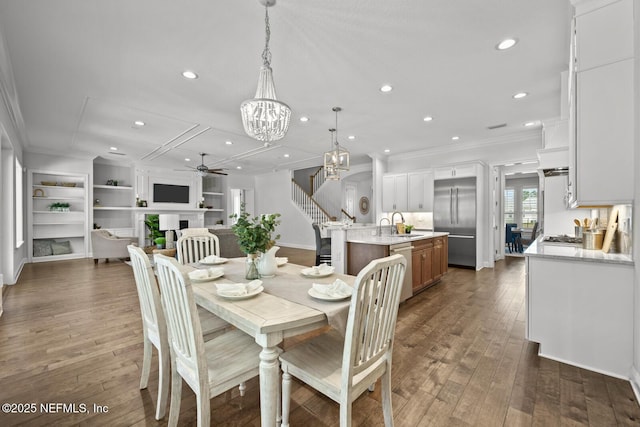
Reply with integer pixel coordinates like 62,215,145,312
188,257,356,427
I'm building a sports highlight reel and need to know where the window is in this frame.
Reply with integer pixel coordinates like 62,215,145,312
15,157,23,248
521,187,538,228
504,188,515,224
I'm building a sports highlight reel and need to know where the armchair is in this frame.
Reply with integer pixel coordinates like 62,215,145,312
91,230,137,264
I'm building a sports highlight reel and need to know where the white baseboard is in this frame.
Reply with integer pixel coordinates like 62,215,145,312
537,350,630,381
631,367,640,407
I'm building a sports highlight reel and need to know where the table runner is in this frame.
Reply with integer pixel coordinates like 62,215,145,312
192,258,354,335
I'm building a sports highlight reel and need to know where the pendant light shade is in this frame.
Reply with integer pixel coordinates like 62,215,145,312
240,0,291,143
323,107,350,180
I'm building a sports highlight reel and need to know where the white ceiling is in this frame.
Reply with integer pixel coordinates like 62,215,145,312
0,0,571,175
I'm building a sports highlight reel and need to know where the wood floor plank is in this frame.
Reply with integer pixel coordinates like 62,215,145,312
1,254,639,426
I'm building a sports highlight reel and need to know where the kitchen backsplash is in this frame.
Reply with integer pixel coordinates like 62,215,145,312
591,204,632,254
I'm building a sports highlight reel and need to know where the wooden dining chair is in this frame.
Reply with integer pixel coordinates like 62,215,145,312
126,245,231,420
176,231,220,264
154,254,263,427
280,253,407,427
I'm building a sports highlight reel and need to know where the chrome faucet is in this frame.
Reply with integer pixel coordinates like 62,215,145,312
378,217,391,236
391,211,405,234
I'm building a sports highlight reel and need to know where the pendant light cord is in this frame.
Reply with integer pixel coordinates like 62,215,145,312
261,6,272,67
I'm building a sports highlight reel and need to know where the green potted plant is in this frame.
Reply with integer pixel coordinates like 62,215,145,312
144,214,163,248
405,224,414,234
48,202,70,212
154,236,166,249
230,204,281,279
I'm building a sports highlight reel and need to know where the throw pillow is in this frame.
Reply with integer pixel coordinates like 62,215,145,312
33,239,55,257
51,240,73,255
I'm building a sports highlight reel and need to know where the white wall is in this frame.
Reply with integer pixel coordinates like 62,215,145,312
632,0,640,398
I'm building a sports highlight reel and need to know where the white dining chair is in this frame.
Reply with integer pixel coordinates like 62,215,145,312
127,245,232,420
280,253,407,427
176,231,220,264
154,254,264,427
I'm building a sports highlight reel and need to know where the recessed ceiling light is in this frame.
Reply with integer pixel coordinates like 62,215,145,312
299,116,309,122
134,120,145,127
496,38,518,50
347,135,355,140
384,149,390,153
451,136,460,141
185,158,191,162
513,92,528,99
380,84,393,93
524,121,537,127
423,116,433,122
182,70,198,79
236,166,242,170
225,140,233,145
284,153,290,158
110,146,118,151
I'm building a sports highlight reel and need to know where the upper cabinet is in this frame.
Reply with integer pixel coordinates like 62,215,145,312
568,0,635,206
407,171,434,212
433,164,477,180
382,173,408,212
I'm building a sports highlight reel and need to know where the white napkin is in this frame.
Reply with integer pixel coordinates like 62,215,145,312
276,257,288,266
216,280,262,297
188,267,223,280
308,263,334,275
312,279,352,298
201,255,221,263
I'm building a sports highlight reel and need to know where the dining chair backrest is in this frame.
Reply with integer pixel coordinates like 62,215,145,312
343,253,406,386
154,254,208,390
176,232,220,264
505,223,517,243
530,221,539,240
128,245,166,345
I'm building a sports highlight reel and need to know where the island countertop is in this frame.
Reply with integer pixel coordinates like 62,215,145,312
524,238,633,265
346,231,449,246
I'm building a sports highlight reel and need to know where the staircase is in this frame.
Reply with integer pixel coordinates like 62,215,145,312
291,179,333,224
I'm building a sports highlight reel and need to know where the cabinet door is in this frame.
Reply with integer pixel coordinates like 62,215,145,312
432,238,443,281
441,236,448,274
434,167,454,180
394,174,408,211
576,59,634,204
575,0,633,72
452,164,477,178
423,244,434,286
411,248,424,292
407,173,425,211
382,175,396,212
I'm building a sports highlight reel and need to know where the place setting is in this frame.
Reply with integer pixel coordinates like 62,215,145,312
215,280,264,300
300,263,334,278
308,279,353,301
187,266,225,283
197,255,228,265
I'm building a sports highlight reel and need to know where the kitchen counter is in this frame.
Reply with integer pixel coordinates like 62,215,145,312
346,231,449,245
524,238,633,265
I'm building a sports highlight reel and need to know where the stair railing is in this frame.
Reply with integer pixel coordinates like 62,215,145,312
291,179,333,224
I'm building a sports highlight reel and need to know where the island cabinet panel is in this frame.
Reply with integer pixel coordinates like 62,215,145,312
412,239,433,293
346,243,389,276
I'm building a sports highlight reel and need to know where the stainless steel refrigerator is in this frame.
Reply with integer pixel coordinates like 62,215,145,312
433,177,476,268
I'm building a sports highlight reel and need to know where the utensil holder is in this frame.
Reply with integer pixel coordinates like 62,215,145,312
575,226,584,239
582,230,603,250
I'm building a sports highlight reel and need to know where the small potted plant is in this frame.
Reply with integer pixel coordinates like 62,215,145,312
154,237,166,249
405,224,414,234
230,204,281,279
48,202,70,212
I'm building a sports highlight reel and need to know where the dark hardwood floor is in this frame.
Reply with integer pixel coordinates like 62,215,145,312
1,252,638,426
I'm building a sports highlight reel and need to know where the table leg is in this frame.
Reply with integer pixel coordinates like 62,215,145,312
259,345,280,427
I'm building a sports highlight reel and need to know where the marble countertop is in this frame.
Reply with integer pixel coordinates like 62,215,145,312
524,238,633,265
346,231,449,246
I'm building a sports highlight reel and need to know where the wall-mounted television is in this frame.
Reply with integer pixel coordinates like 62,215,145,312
153,183,190,204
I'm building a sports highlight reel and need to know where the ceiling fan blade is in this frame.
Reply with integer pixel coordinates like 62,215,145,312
208,170,228,176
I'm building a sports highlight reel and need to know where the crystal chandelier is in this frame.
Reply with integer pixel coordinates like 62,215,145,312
324,107,350,180
240,0,291,144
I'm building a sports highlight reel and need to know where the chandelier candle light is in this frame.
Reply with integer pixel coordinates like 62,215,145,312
240,0,291,144
324,107,350,180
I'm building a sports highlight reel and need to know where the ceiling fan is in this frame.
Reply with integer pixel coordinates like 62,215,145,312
178,153,227,176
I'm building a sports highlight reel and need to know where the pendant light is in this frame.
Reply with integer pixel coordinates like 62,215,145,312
240,0,291,144
323,107,350,180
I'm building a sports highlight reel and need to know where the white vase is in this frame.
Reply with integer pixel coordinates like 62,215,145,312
257,246,280,277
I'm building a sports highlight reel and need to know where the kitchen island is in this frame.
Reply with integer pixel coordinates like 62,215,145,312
524,238,634,379
325,224,448,301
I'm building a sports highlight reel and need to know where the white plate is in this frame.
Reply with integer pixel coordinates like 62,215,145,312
276,257,288,267
188,270,224,283
308,288,351,301
301,267,334,278
199,257,228,265
217,286,264,300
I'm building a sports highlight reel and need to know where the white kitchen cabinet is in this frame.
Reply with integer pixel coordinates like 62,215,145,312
407,170,434,212
526,255,633,378
574,0,633,72
29,170,89,262
568,0,635,207
433,164,477,180
381,173,407,212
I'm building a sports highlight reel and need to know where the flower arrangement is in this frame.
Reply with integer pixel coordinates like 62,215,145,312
230,205,281,255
